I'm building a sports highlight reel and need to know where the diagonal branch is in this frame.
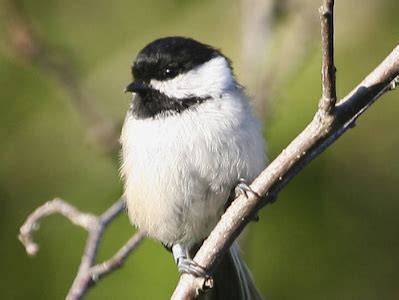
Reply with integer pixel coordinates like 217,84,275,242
90,232,145,282
171,0,399,296
172,44,399,300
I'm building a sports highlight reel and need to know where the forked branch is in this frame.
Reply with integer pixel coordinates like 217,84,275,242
19,198,145,300
171,1,399,298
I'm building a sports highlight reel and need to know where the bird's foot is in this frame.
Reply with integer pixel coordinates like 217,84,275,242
172,244,210,278
177,257,209,278
234,178,261,221
234,178,259,199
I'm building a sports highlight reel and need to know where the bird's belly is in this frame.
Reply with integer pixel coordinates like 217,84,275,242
122,144,229,248
120,116,232,247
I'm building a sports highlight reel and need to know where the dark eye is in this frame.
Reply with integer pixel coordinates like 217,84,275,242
164,67,178,77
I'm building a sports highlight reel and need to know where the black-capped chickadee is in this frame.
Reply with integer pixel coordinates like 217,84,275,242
121,37,266,299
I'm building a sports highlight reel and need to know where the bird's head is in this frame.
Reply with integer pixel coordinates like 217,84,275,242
125,37,236,118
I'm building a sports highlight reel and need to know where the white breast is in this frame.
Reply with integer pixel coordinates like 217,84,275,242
120,89,266,248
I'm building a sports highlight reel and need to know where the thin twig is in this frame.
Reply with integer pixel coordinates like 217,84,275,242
18,197,145,300
66,199,127,299
319,0,336,113
90,232,145,282
19,198,97,256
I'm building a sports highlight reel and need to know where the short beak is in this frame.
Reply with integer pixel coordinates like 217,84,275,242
124,80,148,93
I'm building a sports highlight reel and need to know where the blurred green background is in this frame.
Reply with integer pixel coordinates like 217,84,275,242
1,0,398,299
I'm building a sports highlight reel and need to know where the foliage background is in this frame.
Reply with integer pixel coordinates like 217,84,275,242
0,0,398,299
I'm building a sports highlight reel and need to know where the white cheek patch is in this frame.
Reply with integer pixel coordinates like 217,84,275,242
149,56,235,99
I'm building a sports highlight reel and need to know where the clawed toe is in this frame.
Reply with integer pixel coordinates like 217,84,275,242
235,178,261,222
234,178,260,199
172,244,210,278
177,257,210,278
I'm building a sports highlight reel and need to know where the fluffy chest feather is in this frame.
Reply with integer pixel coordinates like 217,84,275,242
120,91,266,247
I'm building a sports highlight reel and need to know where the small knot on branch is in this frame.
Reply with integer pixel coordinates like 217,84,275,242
318,0,333,17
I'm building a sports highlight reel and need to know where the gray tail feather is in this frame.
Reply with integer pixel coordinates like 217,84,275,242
198,243,263,300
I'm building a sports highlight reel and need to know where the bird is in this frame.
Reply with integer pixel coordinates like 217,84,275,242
120,36,266,299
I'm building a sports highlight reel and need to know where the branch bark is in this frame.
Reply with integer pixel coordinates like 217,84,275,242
19,198,145,300
319,0,336,113
171,1,399,297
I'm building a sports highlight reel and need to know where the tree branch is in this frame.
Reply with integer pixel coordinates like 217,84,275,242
90,233,145,282
19,198,145,300
171,0,399,297
172,44,399,300
19,198,97,256
319,0,336,113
